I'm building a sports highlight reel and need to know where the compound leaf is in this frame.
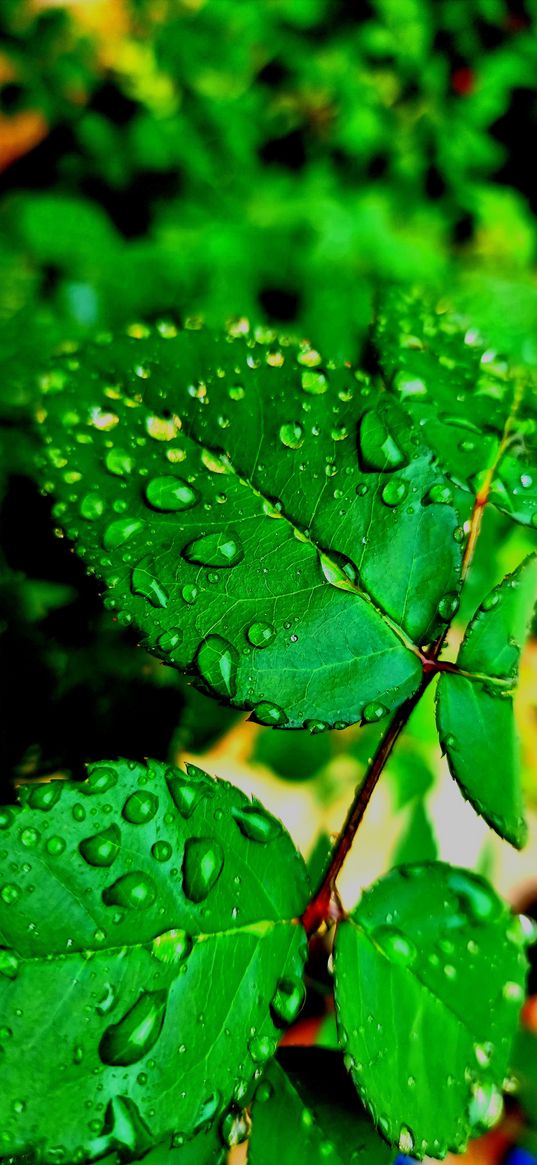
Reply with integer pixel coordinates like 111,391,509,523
374,287,537,527
248,1049,392,1165
334,862,530,1159
436,553,537,847
0,758,309,1162
37,322,468,728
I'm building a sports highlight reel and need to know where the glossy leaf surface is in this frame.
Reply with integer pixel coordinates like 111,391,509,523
374,287,537,527
248,1048,392,1165
334,862,529,1159
437,553,537,847
0,759,308,1161
37,322,468,728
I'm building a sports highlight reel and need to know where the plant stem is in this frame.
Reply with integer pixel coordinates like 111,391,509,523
301,678,432,937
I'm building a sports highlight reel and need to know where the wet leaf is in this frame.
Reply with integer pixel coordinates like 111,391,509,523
248,1048,392,1165
0,758,308,1162
436,553,537,847
37,322,468,728
334,862,530,1159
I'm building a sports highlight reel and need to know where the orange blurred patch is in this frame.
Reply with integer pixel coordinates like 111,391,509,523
0,110,48,171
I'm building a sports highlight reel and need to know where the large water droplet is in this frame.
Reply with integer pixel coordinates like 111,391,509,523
232,804,283,843
398,1125,415,1153
80,493,105,521
427,483,454,506
166,773,208,819
220,1105,250,1148
437,592,459,622
122,791,159,824
103,517,144,551
196,635,238,698
88,1095,152,1159
279,423,304,450
99,990,167,1066
252,701,289,727
84,765,117,795
105,448,134,477
193,1091,222,1133
79,824,121,868
358,409,407,472
271,977,306,1025
145,476,200,512
447,870,501,925
157,628,183,653
468,1081,503,1133
102,871,157,910
27,782,63,811
301,369,328,395
319,550,358,592
152,929,193,965
151,840,172,862
362,701,388,724
373,925,417,966
182,837,224,902
249,1033,278,1063
131,558,169,608
0,949,19,979
182,531,244,568
247,621,276,649
381,479,408,507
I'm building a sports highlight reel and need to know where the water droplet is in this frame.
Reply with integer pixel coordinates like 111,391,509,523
437,592,459,621
468,1081,503,1132
0,949,19,979
80,493,105,521
102,872,157,910
20,827,39,847
399,1125,415,1153
305,719,328,734
193,1091,222,1133
182,837,224,902
182,531,243,568
362,701,388,724
373,925,417,966
122,791,158,825
145,476,200,512
84,765,118,795
27,782,63,811
166,773,208,819
279,422,304,449
249,1033,278,1063
229,384,245,401
152,929,193,965
79,824,121,868
181,583,198,605
151,840,172,862
381,479,408,507
428,483,454,505
474,1041,493,1069
252,701,288,727
502,980,524,1003
157,628,183,653
255,1080,274,1104
319,550,358,591
301,369,327,395
103,517,144,551
232,805,283,843
448,870,501,925
220,1105,250,1148
358,409,407,472
196,635,238,698
481,591,501,612
96,983,117,1016
47,835,66,856
247,621,276,648
105,448,134,477
131,558,169,608
271,977,306,1025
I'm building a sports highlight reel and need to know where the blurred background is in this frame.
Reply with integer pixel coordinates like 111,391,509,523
0,1,536,1162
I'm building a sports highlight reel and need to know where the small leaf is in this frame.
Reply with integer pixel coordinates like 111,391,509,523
0,759,309,1162
334,862,530,1159
393,799,437,866
436,554,537,847
248,1049,392,1165
36,323,469,727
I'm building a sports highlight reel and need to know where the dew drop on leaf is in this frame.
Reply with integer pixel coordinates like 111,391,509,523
145,476,200,512
270,977,306,1025
102,871,157,910
182,531,244,568
427,483,454,505
220,1105,250,1148
381,479,408,507
437,592,460,621
80,493,105,521
398,1125,415,1153
372,925,417,966
122,791,159,824
105,448,134,477
247,621,276,648
279,422,304,450
193,1090,222,1133
182,837,224,902
0,950,19,979
152,928,193,965
151,840,172,862
181,583,198,605
252,701,289,727
468,1081,503,1133
447,870,502,925
157,628,183,653
79,824,121,868
103,518,144,551
196,635,238,698
232,805,283,843
99,990,168,1067
84,766,118,795
301,369,328,395
249,1033,278,1063
166,773,208,819
358,409,407,472
131,558,169,608
27,783,63,812
362,701,388,724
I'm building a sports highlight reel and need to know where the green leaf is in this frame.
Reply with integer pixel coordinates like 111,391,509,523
334,862,530,1159
0,758,309,1162
248,1049,393,1165
392,799,437,866
374,287,537,527
37,322,468,728
436,553,537,847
